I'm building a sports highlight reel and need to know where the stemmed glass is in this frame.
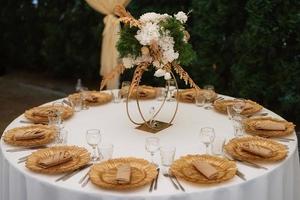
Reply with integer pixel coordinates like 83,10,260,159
86,129,101,162
203,85,215,110
166,79,176,101
199,127,215,154
145,137,160,164
232,98,246,114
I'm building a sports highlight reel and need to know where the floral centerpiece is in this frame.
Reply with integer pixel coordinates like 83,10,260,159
100,5,200,93
100,5,200,132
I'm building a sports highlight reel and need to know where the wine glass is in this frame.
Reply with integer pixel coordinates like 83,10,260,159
86,129,101,162
199,127,215,154
49,102,64,130
203,85,215,110
166,79,176,101
148,106,156,127
232,98,246,114
145,137,160,164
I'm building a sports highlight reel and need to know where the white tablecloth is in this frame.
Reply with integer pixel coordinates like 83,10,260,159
1,95,300,200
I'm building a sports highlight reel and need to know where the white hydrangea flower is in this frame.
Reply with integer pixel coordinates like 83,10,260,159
154,69,166,77
122,56,135,69
158,32,179,63
139,12,170,24
135,22,160,45
174,11,188,23
164,72,171,80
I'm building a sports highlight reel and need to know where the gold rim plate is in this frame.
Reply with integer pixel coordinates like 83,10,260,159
224,136,288,162
24,105,74,123
170,154,237,184
26,146,90,174
175,88,218,103
3,125,57,147
243,117,295,138
213,99,262,115
89,157,157,190
68,91,112,106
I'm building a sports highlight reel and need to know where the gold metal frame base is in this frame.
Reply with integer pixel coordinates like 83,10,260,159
135,121,172,134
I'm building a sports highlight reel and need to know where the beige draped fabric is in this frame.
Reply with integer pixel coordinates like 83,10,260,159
84,0,131,89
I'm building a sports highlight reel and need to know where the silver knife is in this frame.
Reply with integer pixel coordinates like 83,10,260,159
236,170,246,181
7,145,47,152
63,99,72,107
153,168,160,190
81,177,90,187
55,163,93,182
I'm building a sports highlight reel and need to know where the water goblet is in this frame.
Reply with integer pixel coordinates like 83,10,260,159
56,129,68,145
98,143,114,161
145,137,160,165
111,89,121,103
195,91,206,107
199,127,215,154
86,129,101,162
160,146,176,167
80,87,90,110
203,85,215,110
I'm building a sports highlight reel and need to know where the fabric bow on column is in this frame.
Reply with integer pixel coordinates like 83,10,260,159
84,0,131,89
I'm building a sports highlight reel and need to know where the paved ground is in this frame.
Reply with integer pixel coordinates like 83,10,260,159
0,70,74,132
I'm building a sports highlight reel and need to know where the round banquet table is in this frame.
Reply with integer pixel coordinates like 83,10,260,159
1,93,300,200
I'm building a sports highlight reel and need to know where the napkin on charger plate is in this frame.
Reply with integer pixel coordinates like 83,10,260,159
192,160,218,180
241,143,273,158
38,151,73,168
85,95,98,103
14,130,45,141
115,164,131,184
254,120,286,131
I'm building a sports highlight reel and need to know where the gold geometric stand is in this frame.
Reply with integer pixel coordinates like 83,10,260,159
135,121,172,134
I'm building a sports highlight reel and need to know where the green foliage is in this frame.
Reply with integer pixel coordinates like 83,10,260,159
116,26,141,58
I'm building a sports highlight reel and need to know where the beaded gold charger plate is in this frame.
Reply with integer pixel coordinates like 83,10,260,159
68,91,112,106
26,146,90,174
89,157,157,190
170,154,237,184
213,99,262,115
175,88,218,103
224,136,287,162
24,105,74,123
243,117,295,138
122,85,157,100
3,125,57,147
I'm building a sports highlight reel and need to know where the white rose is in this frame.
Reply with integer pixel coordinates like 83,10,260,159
154,69,166,77
174,11,188,23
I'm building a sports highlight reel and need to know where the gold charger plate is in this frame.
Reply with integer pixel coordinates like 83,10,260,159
89,157,157,190
175,88,218,103
68,91,112,106
124,85,157,100
3,125,57,147
170,154,237,184
243,117,295,138
24,105,74,123
213,99,262,115
26,146,90,174
224,136,288,162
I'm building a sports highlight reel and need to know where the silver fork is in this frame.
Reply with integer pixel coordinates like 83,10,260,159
163,172,179,190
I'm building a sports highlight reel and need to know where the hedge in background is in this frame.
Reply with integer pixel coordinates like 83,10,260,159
0,0,299,127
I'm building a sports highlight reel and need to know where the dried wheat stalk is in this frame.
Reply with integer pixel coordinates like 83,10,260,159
172,62,201,90
100,63,125,90
114,5,141,28
129,62,149,96
150,41,162,61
